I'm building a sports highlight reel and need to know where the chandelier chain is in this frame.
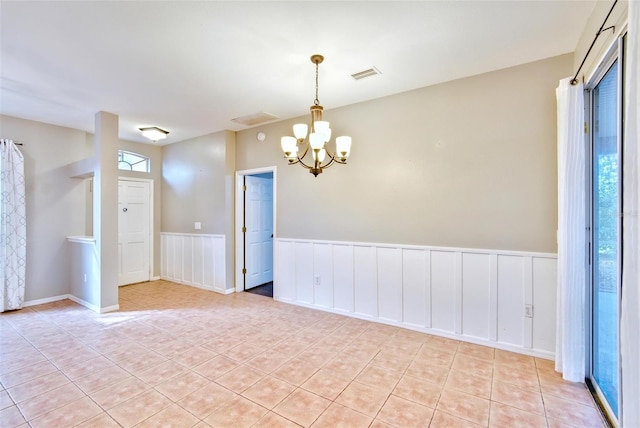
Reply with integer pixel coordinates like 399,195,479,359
314,61,320,106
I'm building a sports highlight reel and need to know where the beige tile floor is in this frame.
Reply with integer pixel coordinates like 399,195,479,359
0,280,607,427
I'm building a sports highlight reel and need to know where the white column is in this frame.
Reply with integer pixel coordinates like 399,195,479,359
94,111,119,310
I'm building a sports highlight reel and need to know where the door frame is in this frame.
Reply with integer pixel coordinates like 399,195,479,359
235,166,277,293
584,36,624,426
118,177,154,285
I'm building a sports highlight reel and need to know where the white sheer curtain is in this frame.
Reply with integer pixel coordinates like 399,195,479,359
0,139,26,312
555,77,586,382
621,2,639,426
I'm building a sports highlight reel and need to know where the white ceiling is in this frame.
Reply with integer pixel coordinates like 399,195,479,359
1,1,596,145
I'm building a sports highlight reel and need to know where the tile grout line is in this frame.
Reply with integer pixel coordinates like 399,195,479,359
2,282,605,428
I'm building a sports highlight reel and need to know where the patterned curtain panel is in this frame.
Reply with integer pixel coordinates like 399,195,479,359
0,139,26,312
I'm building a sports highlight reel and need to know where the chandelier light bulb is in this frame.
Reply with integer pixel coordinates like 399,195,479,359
293,124,308,140
281,136,297,155
309,132,325,150
313,148,327,162
336,136,352,158
314,120,330,132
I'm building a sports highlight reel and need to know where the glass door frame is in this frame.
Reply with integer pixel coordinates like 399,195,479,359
584,34,625,427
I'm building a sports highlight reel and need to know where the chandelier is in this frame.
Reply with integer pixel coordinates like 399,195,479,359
280,54,352,177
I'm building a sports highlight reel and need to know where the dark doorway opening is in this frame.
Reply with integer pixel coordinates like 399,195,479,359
244,281,273,298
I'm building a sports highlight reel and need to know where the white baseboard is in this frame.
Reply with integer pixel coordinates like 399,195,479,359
67,295,99,312
24,294,119,314
67,295,119,313
24,295,68,307
161,276,228,296
274,296,554,360
99,304,120,313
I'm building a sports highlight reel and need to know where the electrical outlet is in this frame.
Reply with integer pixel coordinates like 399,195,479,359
194,222,201,230
314,275,321,286
524,304,533,318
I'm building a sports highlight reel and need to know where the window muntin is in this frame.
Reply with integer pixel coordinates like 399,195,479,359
118,150,150,173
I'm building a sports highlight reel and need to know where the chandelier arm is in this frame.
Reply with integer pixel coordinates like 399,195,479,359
325,150,348,165
284,143,313,168
295,154,315,170
318,157,337,170
285,157,301,165
298,144,311,159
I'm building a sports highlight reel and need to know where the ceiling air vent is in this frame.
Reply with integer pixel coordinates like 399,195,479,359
351,66,381,81
231,112,279,127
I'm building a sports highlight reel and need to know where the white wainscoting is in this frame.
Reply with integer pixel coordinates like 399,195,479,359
161,233,227,293
275,238,558,359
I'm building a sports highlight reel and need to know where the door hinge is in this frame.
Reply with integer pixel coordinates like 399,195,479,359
242,268,247,275
242,226,247,233
242,185,247,192
584,122,588,134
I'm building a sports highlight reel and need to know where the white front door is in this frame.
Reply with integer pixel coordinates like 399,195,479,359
245,175,273,289
118,179,151,286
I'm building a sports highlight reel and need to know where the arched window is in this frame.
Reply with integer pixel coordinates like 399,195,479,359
118,150,150,173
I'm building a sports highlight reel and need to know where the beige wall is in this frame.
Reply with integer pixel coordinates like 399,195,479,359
161,130,236,289
1,114,165,302
2,53,573,302
0,114,89,301
236,54,572,253
161,131,229,234
224,130,236,289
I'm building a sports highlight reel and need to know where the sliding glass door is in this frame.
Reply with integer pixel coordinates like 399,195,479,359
589,50,621,422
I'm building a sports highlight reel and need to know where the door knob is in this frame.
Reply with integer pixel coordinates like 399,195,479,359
122,208,128,212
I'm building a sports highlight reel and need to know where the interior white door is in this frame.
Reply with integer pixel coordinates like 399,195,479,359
245,175,273,289
118,179,151,286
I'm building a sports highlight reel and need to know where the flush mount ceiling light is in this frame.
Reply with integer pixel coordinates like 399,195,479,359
281,54,352,177
139,126,169,141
